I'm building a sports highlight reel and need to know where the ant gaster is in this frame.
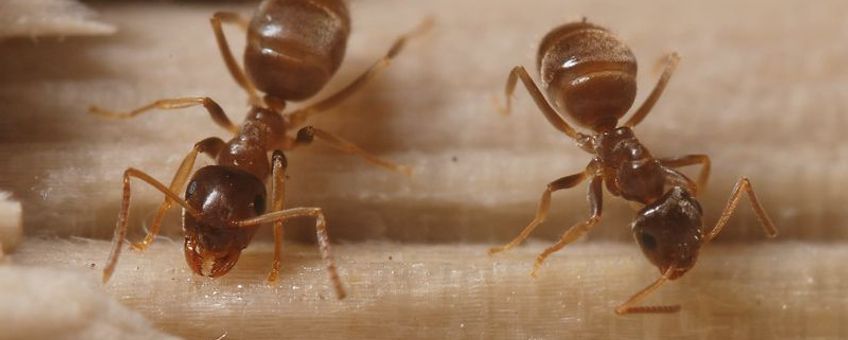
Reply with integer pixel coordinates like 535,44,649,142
488,20,778,314
91,0,432,299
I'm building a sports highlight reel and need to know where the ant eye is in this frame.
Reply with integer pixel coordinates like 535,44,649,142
185,180,198,200
640,232,657,250
253,195,265,215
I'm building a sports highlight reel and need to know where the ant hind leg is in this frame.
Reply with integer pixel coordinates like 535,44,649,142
89,97,239,135
499,66,580,139
286,18,434,126
210,11,262,105
624,52,680,127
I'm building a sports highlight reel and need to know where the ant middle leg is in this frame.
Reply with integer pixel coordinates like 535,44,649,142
236,207,346,300
266,151,288,282
488,171,589,255
660,154,711,194
210,11,261,106
131,137,225,252
295,126,412,176
624,52,680,127
530,175,603,278
286,18,434,126
103,168,201,283
89,97,239,135
499,66,580,139
705,177,779,242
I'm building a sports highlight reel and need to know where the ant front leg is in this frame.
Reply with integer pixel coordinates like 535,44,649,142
286,18,434,126
266,151,287,282
489,171,589,255
236,207,346,300
89,97,239,135
210,12,262,106
705,177,778,241
615,268,680,314
500,66,580,139
659,154,711,195
531,175,603,278
295,126,412,176
624,52,680,127
103,169,200,283
132,137,224,252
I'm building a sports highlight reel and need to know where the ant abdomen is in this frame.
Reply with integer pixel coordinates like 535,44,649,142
537,21,637,131
245,0,351,101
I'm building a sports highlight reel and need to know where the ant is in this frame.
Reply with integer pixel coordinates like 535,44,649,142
488,19,778,314
90,0,432,300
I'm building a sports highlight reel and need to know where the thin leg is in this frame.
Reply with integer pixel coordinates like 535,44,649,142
89,97,239,135
488,171,589,255
286,18,434,126
267,151,288,282
295,126,412,176
103,168,200,283
624,52,680,127
236,207,346,300
706,177,779,242
662,167,698,196
210,11,262,106
499,66,580,139
615,268,680,314
531,175,603,278
131,137,224,251
659,154,711,194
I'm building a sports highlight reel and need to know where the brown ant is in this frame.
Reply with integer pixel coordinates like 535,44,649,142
488,19,778,314
90,0,432,299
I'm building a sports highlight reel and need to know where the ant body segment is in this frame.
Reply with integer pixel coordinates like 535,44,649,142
91,0,432,299
488,20,778,314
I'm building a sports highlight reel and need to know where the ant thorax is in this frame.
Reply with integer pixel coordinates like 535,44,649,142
589,127,666,204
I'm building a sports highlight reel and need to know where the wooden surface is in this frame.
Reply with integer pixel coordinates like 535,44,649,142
1,0,847,339
12,239,848,339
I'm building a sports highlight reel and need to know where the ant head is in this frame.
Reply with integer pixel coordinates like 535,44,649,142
182,166,267,277
631,186,704,280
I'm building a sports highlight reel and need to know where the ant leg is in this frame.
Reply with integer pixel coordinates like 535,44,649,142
624,53,680,127
662,167,698,196
210,12,262,106
236,207,346,299
615,268,680,314
295,126,412,176
286,18,434,126
266,151,288,282
89,97,239,135
659,154,711,194
488,171,589,255
131,137,224,251
531,175,603,278
103,168,200,283
499,66,580,139
705,177,779,242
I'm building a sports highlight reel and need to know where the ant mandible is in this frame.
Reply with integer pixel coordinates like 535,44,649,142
91,0,432,299
488,19,778,314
